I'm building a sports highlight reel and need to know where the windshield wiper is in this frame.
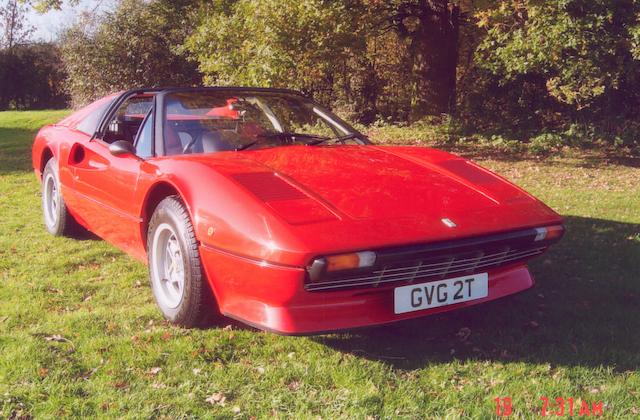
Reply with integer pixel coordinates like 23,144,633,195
258,132,330,141
307,133,362,146
236,132,329,151
235,140,260,151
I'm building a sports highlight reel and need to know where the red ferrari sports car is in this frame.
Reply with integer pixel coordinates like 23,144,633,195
32,87,564,334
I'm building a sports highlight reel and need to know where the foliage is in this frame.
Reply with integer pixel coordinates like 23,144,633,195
26,0,78,13
185,0,462,122
528,132,565,155
471,0,640,145
16,0,640,149
59,0,201,106
2,110,640,417
0,0,66,110
0,43,69,110
185,1,371,116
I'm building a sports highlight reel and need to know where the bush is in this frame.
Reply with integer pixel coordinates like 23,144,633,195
528,133,565,155
60,0,201,106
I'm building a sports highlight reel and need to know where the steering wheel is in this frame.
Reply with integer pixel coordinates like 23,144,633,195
182,132,198,154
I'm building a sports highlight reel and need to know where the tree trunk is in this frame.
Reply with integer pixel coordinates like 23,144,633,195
406,0,460,119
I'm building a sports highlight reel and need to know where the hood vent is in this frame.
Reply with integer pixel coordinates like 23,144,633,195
232,172,306,202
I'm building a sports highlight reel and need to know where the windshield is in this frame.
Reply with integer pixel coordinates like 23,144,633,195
162,90,364,155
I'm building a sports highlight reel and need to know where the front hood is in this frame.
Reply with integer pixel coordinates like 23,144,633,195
242,145,531,221
166,145,562,264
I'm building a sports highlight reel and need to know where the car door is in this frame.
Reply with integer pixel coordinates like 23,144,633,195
69,96,154,254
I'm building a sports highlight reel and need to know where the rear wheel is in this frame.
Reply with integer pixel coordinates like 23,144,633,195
147,196,217,327
42,158,74,236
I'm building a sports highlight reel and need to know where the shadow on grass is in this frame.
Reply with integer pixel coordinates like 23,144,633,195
67,227,101,241
0,127,38,175
315,216,640,371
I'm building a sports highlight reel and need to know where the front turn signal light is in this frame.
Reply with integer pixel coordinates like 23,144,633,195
534,225,564,242
325,251,377,272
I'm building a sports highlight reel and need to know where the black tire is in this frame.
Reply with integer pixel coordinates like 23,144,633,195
147,196,218,327
41,158,74,236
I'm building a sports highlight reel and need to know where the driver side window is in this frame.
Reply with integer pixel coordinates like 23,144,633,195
103,95,153,144
135,112,154,158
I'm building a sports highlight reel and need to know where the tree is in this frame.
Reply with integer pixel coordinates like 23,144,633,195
0,0,33,49
0,42,68,109
0,0,35,109
185,1,368,95
378,0,461,117
475,0,640,119
28,0,77,13
186,0,463,121
60,0,202,106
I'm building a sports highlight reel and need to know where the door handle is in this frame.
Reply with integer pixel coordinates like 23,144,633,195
87,159,108,170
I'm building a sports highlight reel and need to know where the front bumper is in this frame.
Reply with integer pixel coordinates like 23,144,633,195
199,244,535,335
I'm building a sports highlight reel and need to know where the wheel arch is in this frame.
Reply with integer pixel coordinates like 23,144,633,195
140,180,195,251
39,146,54,175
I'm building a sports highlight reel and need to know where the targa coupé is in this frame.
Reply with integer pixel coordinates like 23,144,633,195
32,87,564,334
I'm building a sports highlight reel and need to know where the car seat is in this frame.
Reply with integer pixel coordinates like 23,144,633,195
201,131,236,153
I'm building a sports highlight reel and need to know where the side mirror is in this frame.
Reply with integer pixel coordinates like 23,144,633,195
109,140,136,157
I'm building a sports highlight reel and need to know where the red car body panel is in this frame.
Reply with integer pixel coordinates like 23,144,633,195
33,89,563,334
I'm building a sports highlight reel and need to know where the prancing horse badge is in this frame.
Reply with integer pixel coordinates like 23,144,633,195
441,218,457,228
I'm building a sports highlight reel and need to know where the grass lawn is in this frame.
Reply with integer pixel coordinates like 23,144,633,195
1,110,639,418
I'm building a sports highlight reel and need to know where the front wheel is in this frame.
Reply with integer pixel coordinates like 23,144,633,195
147,196,217,327
41,158,74,236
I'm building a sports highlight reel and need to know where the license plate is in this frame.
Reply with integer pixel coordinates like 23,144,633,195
394,273,489,314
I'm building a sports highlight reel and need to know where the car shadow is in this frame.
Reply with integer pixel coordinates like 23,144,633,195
67,227,101,241
313,216,640,371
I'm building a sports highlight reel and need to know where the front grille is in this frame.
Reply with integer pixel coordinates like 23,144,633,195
305,228,551,292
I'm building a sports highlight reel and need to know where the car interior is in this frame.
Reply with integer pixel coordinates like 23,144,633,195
103,94,154,145
101,92,350,157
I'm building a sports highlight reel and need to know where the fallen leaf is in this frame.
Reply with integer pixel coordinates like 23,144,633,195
151,382,166,389
38,368,49,378
288,381,301,391
455,327,471,342
256,367,265,374
45,334,67,342
287,352,295,359
206,392,226,406
113,381,128,389
232,406,241,414
82,367,99,379
161,332,171,341
526,320,540,328
193,368,202,375
147,367,161,376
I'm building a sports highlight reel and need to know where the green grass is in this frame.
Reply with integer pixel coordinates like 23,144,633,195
1,110,639,418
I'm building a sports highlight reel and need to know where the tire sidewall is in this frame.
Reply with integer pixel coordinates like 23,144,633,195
147,199,200,323
42,158,64,235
